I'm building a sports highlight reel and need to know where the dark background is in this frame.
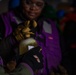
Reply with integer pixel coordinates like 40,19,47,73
0,0,9,14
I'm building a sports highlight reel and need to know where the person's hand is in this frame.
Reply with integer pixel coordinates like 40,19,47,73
6,60,16,72
13,21,37,42
21,46,43,72
13,25,34,41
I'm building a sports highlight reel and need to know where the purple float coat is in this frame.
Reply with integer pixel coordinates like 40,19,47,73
0,11,62,75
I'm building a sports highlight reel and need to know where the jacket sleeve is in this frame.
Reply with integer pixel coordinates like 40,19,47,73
0,34,18,61
0,63,33,75
0,13,18,62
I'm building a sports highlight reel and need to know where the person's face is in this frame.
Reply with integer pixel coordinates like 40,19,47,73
22,0,45,20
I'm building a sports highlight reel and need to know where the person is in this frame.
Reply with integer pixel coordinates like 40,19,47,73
0,46,43,75
8,0,57,21
0,0,62,75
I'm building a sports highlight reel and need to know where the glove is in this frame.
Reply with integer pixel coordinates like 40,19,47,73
13,24,31,41
13,20,37,42
0,36,16,65
21,46,43,71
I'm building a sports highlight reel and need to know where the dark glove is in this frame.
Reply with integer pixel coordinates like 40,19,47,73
21,46,43,71
0,35,17,65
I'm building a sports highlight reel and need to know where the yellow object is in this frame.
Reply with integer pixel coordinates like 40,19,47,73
14,20,37,40
18,20,38,55
19,38,38,55
33,20,37,28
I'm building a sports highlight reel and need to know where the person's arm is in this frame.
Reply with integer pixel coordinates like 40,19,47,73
10,63,34,75
0,64,33,75
0,15,17,63
0,46,43,75
0,15,15,63
0,14,26,63
0,56,33,75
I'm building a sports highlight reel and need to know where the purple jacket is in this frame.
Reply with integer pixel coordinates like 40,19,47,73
0,11,62,75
